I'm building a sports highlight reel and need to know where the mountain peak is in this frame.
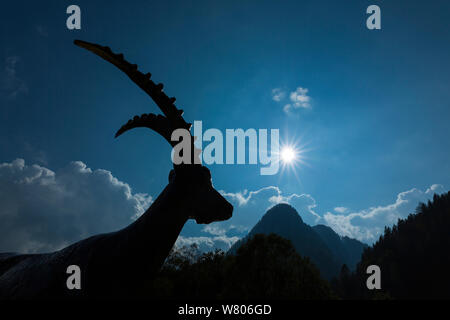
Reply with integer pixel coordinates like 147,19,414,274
264,203,303,224
230,203,367,279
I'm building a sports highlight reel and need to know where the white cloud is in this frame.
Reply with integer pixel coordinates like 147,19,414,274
283,87,311,114
1,56,28,99
268,192,321,224
334,207,348,213
426,184,444,194
0,158,446,253
0,159,152,253
219,184,447,244
290,87,311,108
323,185,447,243
271,88,285,102
202,224,227,236
175,235,240,252
220,186,321,228
271,86,312,114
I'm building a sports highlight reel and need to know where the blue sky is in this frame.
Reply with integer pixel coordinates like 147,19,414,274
1,0,449,252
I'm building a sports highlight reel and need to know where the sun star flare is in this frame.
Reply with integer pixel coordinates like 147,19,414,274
280,146,296,164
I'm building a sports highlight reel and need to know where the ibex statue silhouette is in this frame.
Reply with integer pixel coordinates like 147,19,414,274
0,40,233,299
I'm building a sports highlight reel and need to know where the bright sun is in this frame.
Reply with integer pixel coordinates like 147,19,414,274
280,146,296,163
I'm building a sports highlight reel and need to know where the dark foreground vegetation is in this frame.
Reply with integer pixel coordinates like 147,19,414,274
335,191,450,299
151,191,450,300
151,233,335,299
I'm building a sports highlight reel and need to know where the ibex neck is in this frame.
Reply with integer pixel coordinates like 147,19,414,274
124,182,188,275
81,181,188,297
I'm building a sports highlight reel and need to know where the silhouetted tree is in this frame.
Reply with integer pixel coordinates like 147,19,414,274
152,234,336,299
339,191,450,299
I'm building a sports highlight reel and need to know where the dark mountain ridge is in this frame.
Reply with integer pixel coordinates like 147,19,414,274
312,224,367,272
229,203,366,279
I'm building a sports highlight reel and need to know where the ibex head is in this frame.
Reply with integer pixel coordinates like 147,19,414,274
74,40,233,224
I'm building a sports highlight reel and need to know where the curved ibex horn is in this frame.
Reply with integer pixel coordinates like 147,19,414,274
114,113,179,146
74,39,191,129
74,39,200,165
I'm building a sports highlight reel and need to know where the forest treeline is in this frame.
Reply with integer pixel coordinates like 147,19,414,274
151,192,450,300
334,191,450,299
151,233,335,299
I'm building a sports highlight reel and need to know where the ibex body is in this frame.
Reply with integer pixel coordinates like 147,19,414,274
0,41,233,299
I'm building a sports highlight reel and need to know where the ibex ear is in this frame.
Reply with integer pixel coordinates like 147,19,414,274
169,169,176,183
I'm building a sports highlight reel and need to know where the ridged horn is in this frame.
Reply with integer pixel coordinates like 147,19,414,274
114,113,178,146
73,39,191,132
74,39,200,166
